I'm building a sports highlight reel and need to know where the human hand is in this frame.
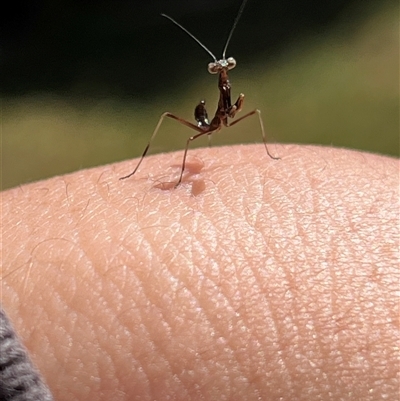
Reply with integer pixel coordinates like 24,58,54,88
2,144,398,400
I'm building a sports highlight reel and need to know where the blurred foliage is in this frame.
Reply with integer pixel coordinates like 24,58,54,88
1,0,399,190
1,0,370,97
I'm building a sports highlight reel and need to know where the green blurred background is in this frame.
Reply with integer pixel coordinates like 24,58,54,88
1,0,398,190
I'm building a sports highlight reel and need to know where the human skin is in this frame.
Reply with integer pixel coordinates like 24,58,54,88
1,144,399,401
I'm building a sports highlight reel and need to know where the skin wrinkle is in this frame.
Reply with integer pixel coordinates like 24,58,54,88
267,160,367,396
188,206,262,394
116,219,212,396
331,267,357,394
224,277,265,388
65,184,160,396
277,267,305,392
246,171,266,227
264,286,295,398
193,210,236,267
115,312,153,397
191,212,218,255
235,276,281,389
164,237,250,393
118,317,154,397
139,267,189,393
225,195,282,380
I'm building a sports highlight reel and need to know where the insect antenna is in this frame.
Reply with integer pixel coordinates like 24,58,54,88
161,14,217,61
222,0,249,58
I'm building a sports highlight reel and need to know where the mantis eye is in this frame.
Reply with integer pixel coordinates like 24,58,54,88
207,62,219,74
227,57,236,70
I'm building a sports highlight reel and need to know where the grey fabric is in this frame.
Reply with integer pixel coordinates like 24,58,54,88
0,306,53,401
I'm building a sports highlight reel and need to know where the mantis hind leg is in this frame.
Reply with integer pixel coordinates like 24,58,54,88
229,109,280,160
120,112,204,180
175,130,212,187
